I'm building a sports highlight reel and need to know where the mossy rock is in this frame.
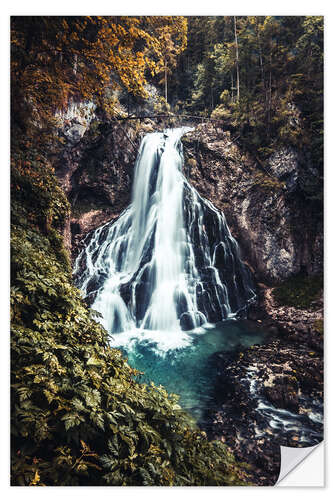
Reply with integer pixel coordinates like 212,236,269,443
272,273,323,309
187,158,197,169
252,171,285,192
313,319,324,335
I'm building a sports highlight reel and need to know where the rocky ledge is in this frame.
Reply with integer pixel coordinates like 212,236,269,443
249,284,323,351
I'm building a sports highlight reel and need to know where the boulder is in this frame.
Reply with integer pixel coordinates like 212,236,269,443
180,311,205,331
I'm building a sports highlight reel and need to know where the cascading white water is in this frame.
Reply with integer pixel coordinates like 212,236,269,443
138,129,189,331
74,127,256,347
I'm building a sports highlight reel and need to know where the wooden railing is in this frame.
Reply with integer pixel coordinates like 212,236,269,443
113,113,223,123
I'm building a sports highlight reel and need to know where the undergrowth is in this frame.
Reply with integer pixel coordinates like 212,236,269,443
272,272,323,309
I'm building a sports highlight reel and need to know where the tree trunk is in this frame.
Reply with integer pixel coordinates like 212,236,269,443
268,46,272,132
234,16,240,101
165,62,168,104
257,26,265,90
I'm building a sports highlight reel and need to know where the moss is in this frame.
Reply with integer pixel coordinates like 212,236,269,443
252,171,285,192
272,273,323,309
71,199,110,218
257,147,276,158
187,157,197,169
48,228,71,274
313,319,324,335
181,135,192,145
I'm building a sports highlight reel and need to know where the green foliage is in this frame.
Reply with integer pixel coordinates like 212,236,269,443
153,96,171,114
313,319,323,335
172,16,323,204
252,171,285,193
11,149,250,486
272,273,323,309
11,147,70,228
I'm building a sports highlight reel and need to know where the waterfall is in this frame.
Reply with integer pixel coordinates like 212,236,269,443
74,127,256,346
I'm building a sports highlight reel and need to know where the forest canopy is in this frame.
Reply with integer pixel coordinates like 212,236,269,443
171,17,323,175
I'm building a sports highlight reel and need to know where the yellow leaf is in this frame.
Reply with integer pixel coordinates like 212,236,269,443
30,469,40,486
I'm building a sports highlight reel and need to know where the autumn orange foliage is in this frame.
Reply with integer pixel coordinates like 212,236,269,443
11,16,187,143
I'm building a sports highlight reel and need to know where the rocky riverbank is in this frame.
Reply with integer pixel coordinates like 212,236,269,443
204,289,323,486
255,286,323,349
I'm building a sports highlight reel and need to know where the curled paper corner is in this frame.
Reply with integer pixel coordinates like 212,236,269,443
276,442,324,486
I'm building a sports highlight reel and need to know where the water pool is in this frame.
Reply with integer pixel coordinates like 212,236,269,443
112,319,269,421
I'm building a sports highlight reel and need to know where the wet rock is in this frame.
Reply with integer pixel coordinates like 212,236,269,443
264,381,299,413
133,283,150,322
266,324,280,336
65,123,87,144
85,271,108,294
174,290,189,317
180,311,205,331
214,242,227,268
201,266,218,282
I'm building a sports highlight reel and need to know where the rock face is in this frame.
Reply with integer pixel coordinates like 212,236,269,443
182,123,323,284
267,146,299,192
55,117,157,257
55,101,96,146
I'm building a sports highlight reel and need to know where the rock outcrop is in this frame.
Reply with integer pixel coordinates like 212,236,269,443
267,146,299,192
182,123,323,284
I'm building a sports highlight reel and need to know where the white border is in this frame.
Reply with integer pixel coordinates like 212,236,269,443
1,1,331,497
